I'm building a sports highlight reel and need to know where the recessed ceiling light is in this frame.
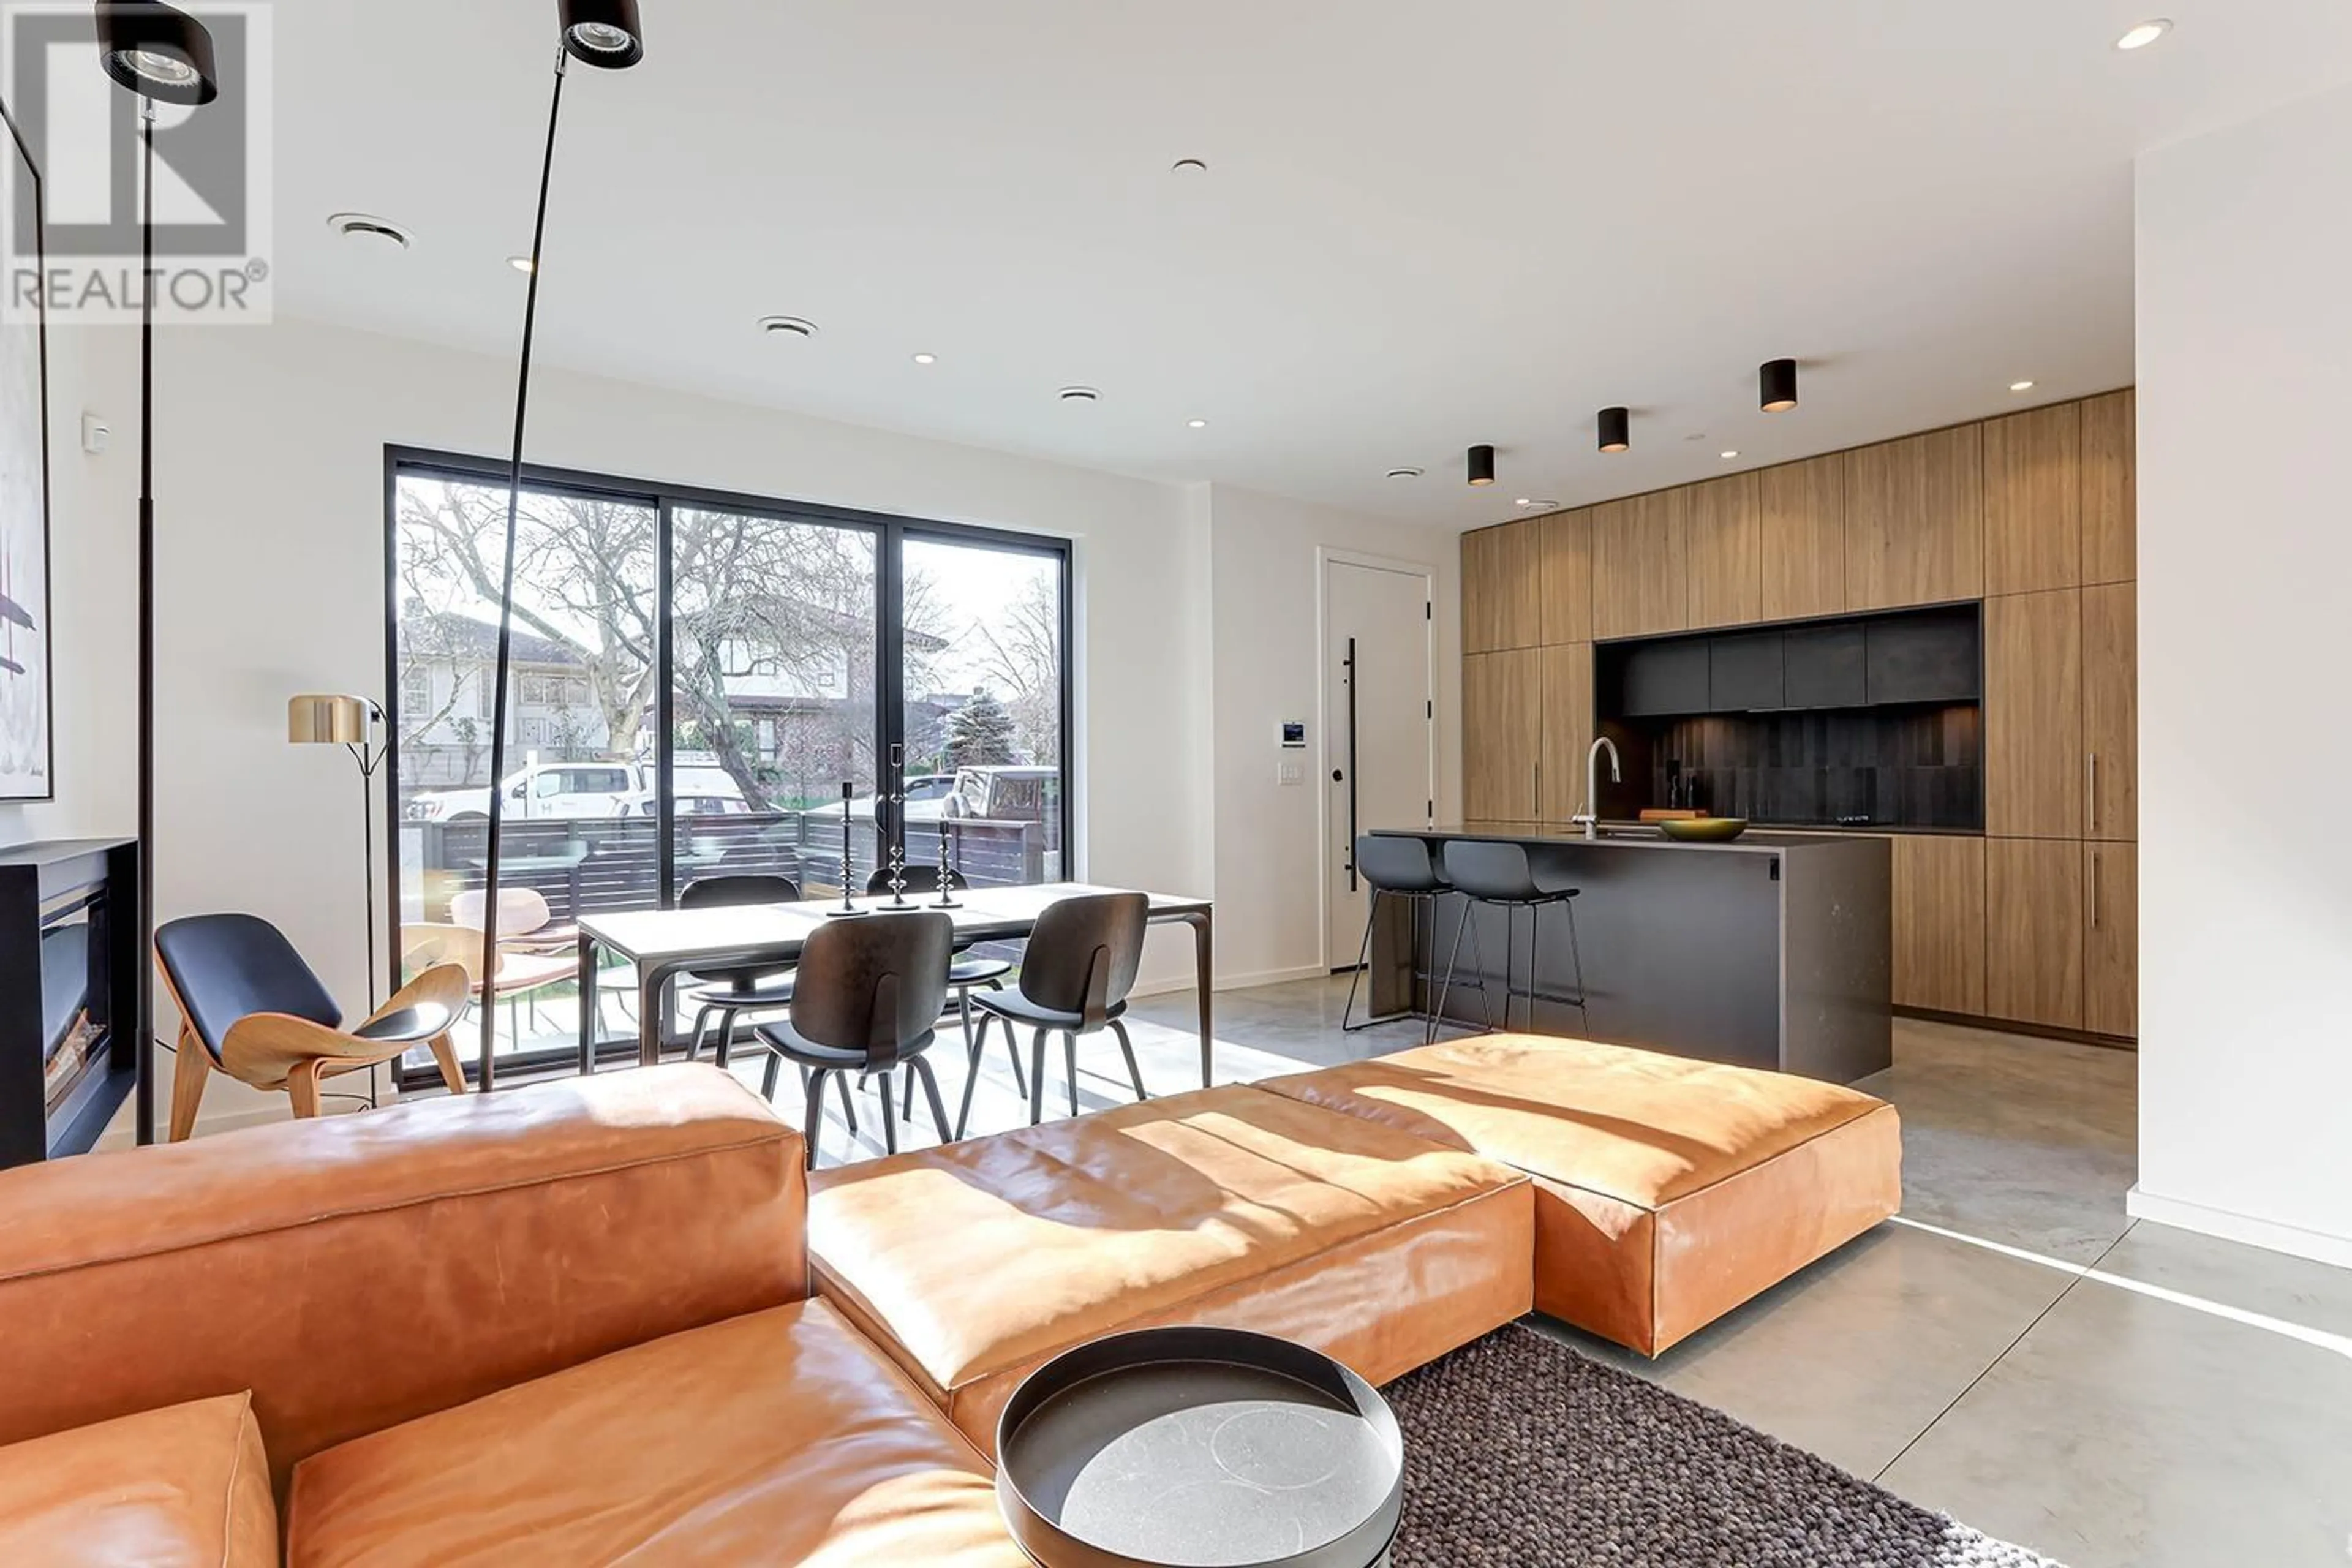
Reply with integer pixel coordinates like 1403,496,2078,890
758,315,818,338
1172,158,1208,175
2010,379,2037,392
1721,450,1741,460
2116,18,2171,50
1058,386,1101,403
327,212,412,249
1386,467,1424,481
1516,498,1558,510
507,255,535,274
1186,418,1208,429
911,352,937,365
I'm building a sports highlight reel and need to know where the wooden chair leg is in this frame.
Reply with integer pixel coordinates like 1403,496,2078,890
424,1031,467,1095
168,1027,211,1142
287,1060,324,1119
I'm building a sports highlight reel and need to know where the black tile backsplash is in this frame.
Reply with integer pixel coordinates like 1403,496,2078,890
1635,705,1983,830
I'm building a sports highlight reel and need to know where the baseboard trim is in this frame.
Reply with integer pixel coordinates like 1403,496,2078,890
1896,1006,2136,1051
2126,1185,2352,1271
1129,964,1331,1001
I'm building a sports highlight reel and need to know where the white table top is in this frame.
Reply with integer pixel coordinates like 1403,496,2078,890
578,882,1211,967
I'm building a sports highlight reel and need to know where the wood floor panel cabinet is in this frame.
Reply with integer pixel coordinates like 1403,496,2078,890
1463,521,1541,654
2084,841,2138,1038
1463,650,1537,821
1686,473,1762,630
1758,456,1847,622
1985,589,2083,839
1537,644,1596,822
1844,426,1984,611
1891,834,1986,1016
1986,837,2084,1030
2081,390,2138,586
1538,508,1594,646
1591,490,1690,640
2082,581,2137,841
1983,404,2082,596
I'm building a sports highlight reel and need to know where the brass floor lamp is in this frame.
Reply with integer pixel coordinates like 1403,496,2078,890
290,693,388,1104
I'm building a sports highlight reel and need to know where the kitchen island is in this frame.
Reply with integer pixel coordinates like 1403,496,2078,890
1366,823,1890,1083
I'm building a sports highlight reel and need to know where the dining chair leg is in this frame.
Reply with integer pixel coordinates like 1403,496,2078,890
688,1005,716,1061
1109,1019,1148,1102
834,1071,859,1135
1063,1033,1080,1117
760,1049,782,1102
956,1014,988,1141
911,1055,953,1144
1029,1028,1050,1127
878,1072,899,1156
714,1007,739,1070
800,1068,828,1170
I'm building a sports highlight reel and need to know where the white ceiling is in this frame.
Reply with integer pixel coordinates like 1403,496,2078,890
270,1,2352,527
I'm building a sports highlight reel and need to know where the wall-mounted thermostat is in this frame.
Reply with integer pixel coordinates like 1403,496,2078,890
1280,722,1306,749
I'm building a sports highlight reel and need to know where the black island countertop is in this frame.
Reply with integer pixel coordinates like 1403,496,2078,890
1362,821,1891,1084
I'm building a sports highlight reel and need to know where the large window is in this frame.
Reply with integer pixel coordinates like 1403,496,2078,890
386,451,1072,1078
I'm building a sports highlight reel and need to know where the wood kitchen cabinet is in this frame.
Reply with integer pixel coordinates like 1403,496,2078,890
1844,426,1984,610
1985,837,2084,1030
1537,643,1595,822
1686,473,1761,630
1891,834,1986,1016
1983,403,2082,596
1537,508,1593,646
2084,840,2138,1038
1462,521,1540,654
1463,650,1537,821
1985,589,2083,839
1758,455,1846,622
2082,581,2137,841
2081,389,2137,586
1591,489,1690,640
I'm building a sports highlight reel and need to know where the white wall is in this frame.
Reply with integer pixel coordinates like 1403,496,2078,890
1204,484,1459,986
31,314,1457,1138
2132,83,2352,1267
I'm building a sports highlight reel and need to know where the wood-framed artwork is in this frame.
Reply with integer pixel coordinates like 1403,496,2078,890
0,92,50,801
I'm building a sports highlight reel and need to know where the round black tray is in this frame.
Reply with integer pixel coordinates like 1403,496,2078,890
995,1325,1403,1568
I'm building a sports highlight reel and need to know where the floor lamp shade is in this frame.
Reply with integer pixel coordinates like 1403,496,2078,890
287,694,373,746
560,0,646,67
95,0,219,104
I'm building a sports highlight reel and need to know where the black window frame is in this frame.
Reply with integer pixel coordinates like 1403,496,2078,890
380,445,1077,1087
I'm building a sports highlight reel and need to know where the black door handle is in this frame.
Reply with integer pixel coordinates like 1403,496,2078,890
1332,769,1344,783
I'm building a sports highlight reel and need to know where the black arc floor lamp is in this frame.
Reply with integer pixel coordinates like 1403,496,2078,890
94,0,218,1145
477,0,644,1093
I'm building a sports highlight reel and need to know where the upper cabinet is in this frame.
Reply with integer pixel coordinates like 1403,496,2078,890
1591,489,1690,639
1758,456,1846,622
1537,508,1593,646
2081,389,2137,585
1462,650,1538,821
1686,473,1762,630
1461,520,1541,654
1983,403,2082,595
1844,425,1984,611
1985,588,2084,839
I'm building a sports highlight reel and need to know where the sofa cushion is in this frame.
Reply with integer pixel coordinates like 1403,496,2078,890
1258,1035,1901,1355
0,1393,275,1567
810,1085,1532,1453
287,1298,1025,1567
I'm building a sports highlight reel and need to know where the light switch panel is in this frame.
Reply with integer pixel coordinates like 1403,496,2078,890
1278,761,1304,787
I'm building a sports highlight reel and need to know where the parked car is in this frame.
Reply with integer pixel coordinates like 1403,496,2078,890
802,774,958,822
946,766,1060,823
407,761,750,823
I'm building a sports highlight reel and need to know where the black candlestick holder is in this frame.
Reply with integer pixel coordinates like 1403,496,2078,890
932,816,962,908
882,745,912,909
826,781,870,918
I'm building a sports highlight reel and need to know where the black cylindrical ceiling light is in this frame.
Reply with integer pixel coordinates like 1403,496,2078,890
559,0,646,67
1467,444,1496,488
1760,358,1800,413
1598,406,1631,454
96,0,220,105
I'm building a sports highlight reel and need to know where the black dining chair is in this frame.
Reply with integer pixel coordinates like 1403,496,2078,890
679,875,801,1068
753,910,956,1169
962,891,1149,1137
864,865,1026,1109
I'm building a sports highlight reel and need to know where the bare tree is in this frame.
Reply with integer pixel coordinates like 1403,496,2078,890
973,575,1063,765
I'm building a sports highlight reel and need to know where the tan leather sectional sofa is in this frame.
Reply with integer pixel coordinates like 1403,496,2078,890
0,1035,1899,1564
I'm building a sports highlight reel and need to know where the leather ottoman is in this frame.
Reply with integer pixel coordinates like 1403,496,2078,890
809,1085,1533,1454
1258,1035,1902,1355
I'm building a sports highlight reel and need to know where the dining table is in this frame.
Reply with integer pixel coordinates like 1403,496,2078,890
573,882,1216,1087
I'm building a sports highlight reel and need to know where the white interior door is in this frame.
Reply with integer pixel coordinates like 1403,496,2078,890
1325,557,1436,970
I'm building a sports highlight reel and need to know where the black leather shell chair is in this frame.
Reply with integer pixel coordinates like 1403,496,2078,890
753,910,956,1169
679,875,801,1068
864,865,1025,1108
962,891,1150,1136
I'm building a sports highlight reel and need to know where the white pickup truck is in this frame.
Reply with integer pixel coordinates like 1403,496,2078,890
405,761,750,823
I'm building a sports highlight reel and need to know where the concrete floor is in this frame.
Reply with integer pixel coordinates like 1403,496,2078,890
718,976,2352,1568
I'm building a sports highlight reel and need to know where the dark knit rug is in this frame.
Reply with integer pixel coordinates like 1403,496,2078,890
1382,1325,2063,1567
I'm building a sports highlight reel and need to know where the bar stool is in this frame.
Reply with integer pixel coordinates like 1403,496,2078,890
1342,834,1483,1043
1437,840,1591,1038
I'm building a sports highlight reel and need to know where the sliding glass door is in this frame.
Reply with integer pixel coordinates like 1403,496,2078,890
384,452,1071,1082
